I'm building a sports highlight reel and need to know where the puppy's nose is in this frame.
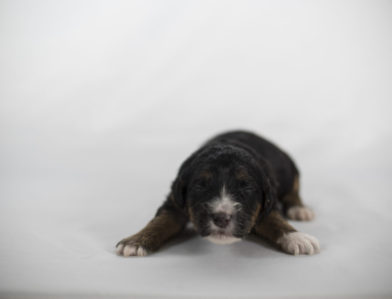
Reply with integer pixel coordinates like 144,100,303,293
211,212,232,228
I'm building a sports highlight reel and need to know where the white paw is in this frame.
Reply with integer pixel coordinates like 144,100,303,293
287,206,315,221
116,243,148,257
277,232,320,255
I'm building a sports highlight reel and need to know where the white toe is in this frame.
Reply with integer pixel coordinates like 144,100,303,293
277,232,320,255
116,243,124,255
287,206,315,221
137,247,147,256
123,245,137,257
118,244,148,257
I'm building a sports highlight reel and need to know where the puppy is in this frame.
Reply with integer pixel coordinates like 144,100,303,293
116,131,320,256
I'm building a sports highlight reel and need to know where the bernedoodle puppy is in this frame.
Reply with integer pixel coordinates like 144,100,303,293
116,130,320,257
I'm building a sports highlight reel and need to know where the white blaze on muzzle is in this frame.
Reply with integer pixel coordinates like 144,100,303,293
205,185,242,245
209,185,241,214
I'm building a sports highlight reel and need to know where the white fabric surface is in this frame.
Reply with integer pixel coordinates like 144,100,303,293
1,0,392,298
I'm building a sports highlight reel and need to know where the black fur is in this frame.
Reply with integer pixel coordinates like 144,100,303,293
164,130,299,239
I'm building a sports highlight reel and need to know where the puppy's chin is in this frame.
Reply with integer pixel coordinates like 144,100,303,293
204,234,241,245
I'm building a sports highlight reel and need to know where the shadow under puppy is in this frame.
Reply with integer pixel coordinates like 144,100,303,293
116,131,319,256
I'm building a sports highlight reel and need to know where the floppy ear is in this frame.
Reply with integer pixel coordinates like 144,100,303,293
232,142,278,217
171,175,187,209
260,175,278,217
245,151,278,218
170,149,202,209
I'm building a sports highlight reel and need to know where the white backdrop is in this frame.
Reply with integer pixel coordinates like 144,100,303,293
1,1,392,298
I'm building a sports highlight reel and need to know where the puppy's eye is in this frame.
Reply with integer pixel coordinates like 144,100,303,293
238,180,253,190
193,180,210,191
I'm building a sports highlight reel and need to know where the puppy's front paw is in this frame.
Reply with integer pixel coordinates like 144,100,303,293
287,206,315,221
277,232,320,255
116,236,149,257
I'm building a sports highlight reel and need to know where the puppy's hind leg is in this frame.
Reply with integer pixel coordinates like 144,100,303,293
252,210,320,255
282,175,315,221
116,201,188,257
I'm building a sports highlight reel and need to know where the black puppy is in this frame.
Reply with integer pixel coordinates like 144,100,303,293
116,131,319,256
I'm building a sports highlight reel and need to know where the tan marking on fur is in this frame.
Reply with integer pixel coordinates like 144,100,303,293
199,170,213,180
249,203,261,232
282,175,315,221
235,168,251,180
282,175,303,210
292,175,299,193
253,210,296,243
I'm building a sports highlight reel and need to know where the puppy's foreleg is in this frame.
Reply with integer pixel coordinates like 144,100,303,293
252,210,320,255
116,206,187,257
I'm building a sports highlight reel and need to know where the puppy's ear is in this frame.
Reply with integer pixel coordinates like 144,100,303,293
247,152,278,218
170,150,201,209
171,175,187,209
260,176,277,216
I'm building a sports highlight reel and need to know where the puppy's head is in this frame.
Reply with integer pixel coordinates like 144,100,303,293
171,144,276,245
